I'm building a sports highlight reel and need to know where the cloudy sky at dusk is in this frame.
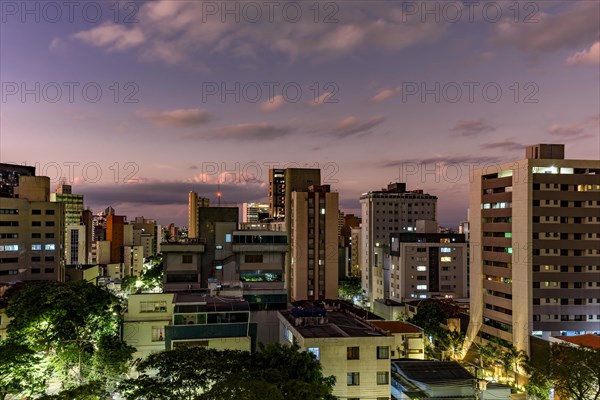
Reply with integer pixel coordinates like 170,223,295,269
2,0,599,228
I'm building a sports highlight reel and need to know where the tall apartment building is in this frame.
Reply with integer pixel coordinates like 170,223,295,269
241,202,269,223
389,230,467,301
65,225,87,265
290,185,339,301
467,144,600,356
268,169,286,218
106,214,126,264
0,174,64,282
0,163,35,198
188,192,210,239
268,168,321,298
51,179,86,264
131,216,161,258
360,183,438,307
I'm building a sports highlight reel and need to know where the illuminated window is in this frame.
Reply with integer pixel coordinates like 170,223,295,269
0,245,18,252
320,208,326,214
140,301,167,313
440,247,452,253
31,244,42,250
44,244,55,251
417,266,427,271
507,248,513,254
151,326,165,342
308,347,320,360
225,234,232,243
416,285,427,290
533,166,558,174
377,346,389,359
376,371,389,385
505,232,512,238
441,257,452,262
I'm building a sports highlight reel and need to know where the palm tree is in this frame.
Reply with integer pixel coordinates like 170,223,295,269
504,346,528,388
471,340,499,380
483,340,503,380
437,330,465,361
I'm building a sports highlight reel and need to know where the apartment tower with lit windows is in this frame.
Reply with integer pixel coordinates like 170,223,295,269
467,144,600,355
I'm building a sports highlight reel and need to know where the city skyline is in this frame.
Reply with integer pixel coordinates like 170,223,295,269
2,0,599,228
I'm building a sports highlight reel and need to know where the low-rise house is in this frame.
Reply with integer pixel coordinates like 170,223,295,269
278,306,394,400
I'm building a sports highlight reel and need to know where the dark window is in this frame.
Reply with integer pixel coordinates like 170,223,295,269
245,254,263,263
347,347,360,360
182,254,193,264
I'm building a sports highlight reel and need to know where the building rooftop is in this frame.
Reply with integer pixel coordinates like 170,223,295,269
392,360,474,383
375,298,405,307
280,309,388,338
173,293,250,312
369,321,423,334
555,334,600,349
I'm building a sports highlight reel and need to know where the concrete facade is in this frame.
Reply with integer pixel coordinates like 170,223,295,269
467,144,600,355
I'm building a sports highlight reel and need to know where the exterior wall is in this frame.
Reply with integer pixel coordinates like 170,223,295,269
350,227,361,277
123,245,144,276
390,241,467,301
123,293,175,360
162,243,205,291
166,323,257,352
93,240,111,264
107,215,125,264
0,195,64,282
391,332,425,359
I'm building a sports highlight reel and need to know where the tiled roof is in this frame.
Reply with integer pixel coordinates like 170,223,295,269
556,334,600,349
369,320,423,334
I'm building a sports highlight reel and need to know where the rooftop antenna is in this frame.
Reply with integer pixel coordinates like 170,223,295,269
217,179,221,207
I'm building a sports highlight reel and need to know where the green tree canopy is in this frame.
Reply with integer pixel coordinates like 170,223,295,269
527,344,600,400
119,343,336,400
407,299,449,339
338,277,362,302
0,340,47,400
4,281,135,394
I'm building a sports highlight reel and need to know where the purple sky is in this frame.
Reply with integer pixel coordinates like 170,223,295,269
2,0,599,228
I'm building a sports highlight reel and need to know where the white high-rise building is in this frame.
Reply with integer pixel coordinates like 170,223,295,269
466,144,600,356
360,183,437,308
